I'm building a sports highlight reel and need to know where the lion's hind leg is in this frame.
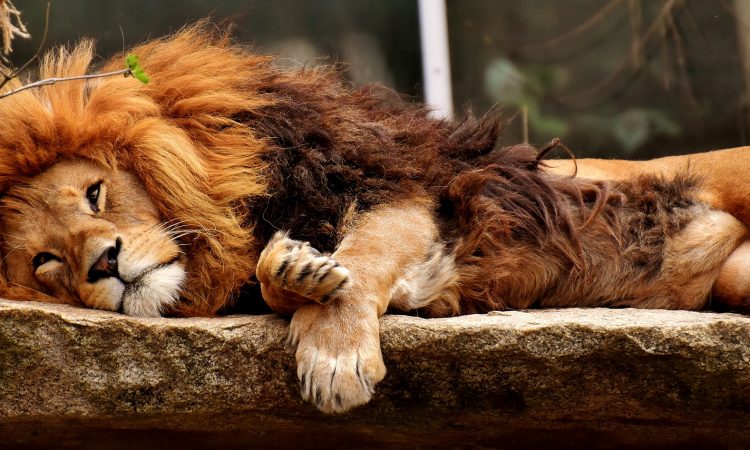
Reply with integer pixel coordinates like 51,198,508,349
256,232,352,315
712,241,750,312
658,209,748,310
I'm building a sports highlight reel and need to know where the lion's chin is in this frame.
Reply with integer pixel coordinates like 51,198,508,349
118,263,186,317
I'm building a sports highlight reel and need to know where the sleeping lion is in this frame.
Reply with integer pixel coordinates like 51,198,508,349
1,24,750,414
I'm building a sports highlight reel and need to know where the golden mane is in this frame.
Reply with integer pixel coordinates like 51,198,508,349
0,23,277,313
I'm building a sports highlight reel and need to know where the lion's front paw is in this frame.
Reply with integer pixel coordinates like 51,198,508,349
289,304,385,414
257,232,352,305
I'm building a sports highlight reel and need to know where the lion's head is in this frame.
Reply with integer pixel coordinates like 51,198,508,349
0,159,186,316
0,23,277,316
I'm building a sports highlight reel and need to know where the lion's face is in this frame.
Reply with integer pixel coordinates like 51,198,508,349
0,159,186,317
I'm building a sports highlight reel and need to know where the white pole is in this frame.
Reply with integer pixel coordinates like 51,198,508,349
418,0,454,120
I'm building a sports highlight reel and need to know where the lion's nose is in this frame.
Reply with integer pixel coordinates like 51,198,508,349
87,238,122,282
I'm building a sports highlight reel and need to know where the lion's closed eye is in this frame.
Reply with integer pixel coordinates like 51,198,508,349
32,251,63,275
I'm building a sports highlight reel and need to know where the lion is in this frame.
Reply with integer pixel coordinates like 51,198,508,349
1,23,749,414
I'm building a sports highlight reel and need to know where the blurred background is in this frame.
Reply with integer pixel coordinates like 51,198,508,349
4,0,749,158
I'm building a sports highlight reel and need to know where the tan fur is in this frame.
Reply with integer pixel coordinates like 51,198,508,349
713,242,750,308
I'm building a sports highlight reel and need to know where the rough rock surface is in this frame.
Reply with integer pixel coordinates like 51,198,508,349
1,299,750,448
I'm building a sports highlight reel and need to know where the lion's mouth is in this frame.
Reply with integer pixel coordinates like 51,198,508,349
113,256,186,317
119,254,183,284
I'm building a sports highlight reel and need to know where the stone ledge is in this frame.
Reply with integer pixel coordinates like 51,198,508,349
1,300,750,448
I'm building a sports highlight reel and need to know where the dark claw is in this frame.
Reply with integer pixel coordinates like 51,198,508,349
275,257,290,279
300,373,309,396
334,393,342,409
355,355,371,393
315,387,323,407
296,262,313,282
332,278,348,294
313,262,333,283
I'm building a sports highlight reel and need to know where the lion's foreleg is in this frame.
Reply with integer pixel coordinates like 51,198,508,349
256,232,352,315
287,199,440,413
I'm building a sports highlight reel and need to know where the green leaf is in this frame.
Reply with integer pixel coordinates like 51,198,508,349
131,68,150,84
125,54,150,84
125,54,139,70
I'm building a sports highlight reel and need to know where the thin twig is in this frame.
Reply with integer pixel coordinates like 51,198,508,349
0,68,131,99
118,24,125,54
0,2,49,92
628,0,642,69
664,1,696,106
659,17,672,91
522,0,625,50
556,0,678,107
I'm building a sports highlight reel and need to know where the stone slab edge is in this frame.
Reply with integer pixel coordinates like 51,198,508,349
0,299,749,434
